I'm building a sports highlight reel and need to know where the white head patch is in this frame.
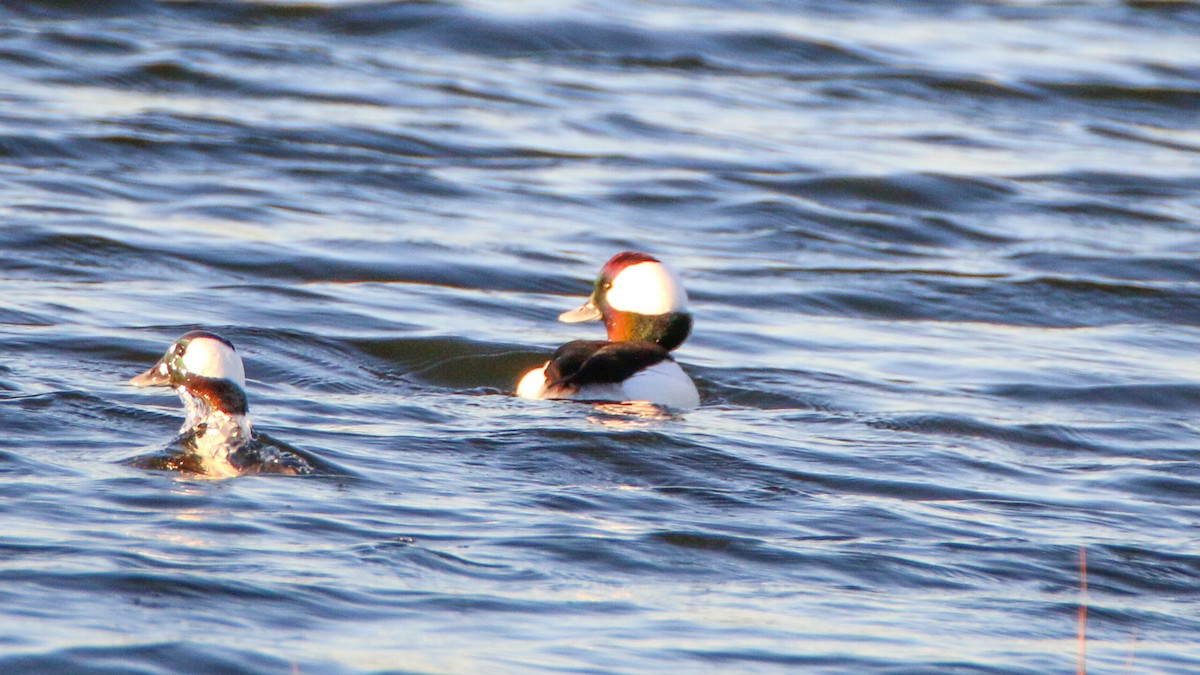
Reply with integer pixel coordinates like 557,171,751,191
182,337,246,388
606,261,688,316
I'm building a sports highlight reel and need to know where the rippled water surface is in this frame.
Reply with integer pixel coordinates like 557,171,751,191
3,0,1200,672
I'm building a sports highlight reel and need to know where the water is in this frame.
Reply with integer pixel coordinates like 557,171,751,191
2,0,1199,672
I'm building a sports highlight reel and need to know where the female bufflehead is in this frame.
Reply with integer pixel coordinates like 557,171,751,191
517,252,701,409
129,331,314,477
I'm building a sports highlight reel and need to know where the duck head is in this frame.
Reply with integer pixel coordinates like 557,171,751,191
559,251,692,351
130,330,249,419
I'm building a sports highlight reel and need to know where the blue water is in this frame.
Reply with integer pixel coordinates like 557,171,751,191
2,1,1199,672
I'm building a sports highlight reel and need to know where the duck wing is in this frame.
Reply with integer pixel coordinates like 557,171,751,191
544,340,672,389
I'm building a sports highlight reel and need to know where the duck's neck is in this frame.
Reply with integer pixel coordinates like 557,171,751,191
605,311,692,351
177,389,253,451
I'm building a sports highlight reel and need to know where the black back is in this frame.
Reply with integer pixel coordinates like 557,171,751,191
544,340,672,390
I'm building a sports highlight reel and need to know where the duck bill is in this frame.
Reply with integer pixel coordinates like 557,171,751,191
129,361,171,387
558,300,602,323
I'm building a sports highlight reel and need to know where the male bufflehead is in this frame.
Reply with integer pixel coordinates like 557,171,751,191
129,331,314,477
517,252,700,409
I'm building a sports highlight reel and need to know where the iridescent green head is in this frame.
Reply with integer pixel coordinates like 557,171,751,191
130,330,248,415
559,251,693,351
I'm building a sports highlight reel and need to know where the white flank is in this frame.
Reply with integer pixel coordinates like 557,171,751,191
516,363,550,399
619,360,699,410
516,359,699,410
182,337,246,388
605,261,688,316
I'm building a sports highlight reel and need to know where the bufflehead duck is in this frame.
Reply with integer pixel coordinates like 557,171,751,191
517,252,701,409
129,331,314,477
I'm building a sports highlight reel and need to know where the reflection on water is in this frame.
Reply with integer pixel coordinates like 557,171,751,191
586,401,682,428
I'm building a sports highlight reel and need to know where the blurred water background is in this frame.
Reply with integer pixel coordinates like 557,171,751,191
1,0,1199,672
